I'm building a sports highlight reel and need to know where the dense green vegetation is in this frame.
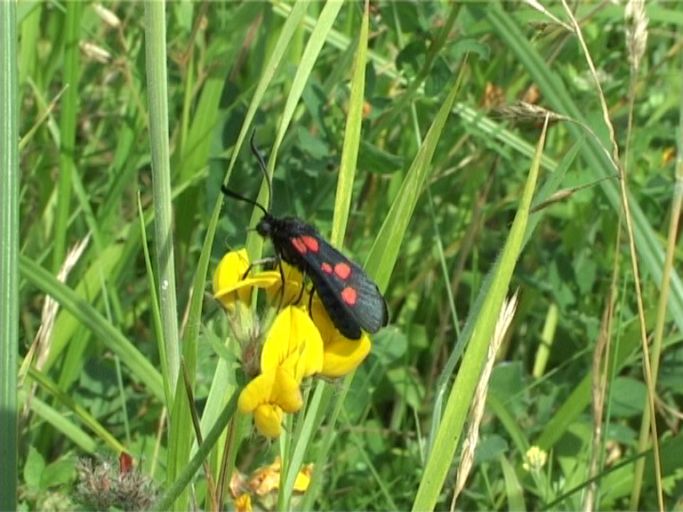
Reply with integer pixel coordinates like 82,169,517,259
4,1,682,510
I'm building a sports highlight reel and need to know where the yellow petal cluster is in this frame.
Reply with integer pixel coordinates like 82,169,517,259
213,249,375,437
230,456,313,510
261,307,323,382
213,249,281,308
310,298,372,378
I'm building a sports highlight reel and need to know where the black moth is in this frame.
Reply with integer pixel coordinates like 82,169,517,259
221,134,388,340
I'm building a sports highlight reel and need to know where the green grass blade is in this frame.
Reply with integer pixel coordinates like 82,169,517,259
429,141,582,448
138,196,171,406
154,391,239,511
174,2,262,245
270,0,342,162
484,4,683,332
19,255,164,401
366,71,461,286
144,0,181,397
144,3,186,507
330,0,368,246
282,5,370,508
27,367,126,453
247,0,344,259
412,119,548,511
42,172,205,376
166,201,223,508
17,2,40,87
0,1,19,509
183,203,221,388
223,0,308,187
534,315,643,449
53,2,81,272
23,393,97,454
500,454,526,511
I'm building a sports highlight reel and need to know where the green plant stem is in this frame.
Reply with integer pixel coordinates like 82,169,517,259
54,2,81,272
0,1,18,509
630,52,683,509
153,392,239,511
412,118,548,511
144,0,180,396
19,255,164,399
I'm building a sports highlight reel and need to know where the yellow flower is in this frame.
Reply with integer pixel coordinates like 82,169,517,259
233,493,252,512
213,249,281,308
522,446,548,472
248,457,313,496
293,462,313,492
264,263,307,306
238,307,324,438
310,298,371,378
218,250,375,437
238,366,303,438
261,306,323,382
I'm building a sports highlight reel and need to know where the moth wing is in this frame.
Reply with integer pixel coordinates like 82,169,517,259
289,235,388,338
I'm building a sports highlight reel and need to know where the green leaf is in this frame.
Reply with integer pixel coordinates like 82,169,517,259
366,70,462,289
358,141,405,175
0,1,19,509
610,377,648,418
23,446,45,492
413,117,548,512
500,454,526,511
19,256,164,401
41,455,76,489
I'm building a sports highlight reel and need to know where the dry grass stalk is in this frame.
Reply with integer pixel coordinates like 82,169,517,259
625,0,648,76
522,0,574,32
450,293,519,510
560,1,663,508
22,235,91,379
583,299,615,512
19,236,91,421
494,101,566,123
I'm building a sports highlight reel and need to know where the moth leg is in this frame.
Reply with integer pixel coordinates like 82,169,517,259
307,286,315,317
276,257,286,310
241,256,278,280
293,269,307,305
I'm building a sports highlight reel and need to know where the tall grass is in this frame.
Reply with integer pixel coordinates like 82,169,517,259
13,2,682,510
1,1,19,510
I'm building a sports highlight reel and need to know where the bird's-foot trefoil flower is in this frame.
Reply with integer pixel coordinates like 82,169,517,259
213,248,375,438
230,456,313,510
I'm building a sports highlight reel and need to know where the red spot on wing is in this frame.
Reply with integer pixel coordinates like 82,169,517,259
334,262,352,280
292,237,307,254
301,235,320,252
341,286,357,305
321,262,333,274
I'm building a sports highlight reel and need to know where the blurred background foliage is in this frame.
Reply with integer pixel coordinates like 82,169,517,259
15,1,683,510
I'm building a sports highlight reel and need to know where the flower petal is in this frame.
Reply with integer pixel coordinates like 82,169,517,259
238,368,303,415
253,404,283,438
213,249,288,308
234,494,253,512
264,263,306,306
261,307,323,382
293,464,313,492
213,249,252,306
238,371,276,413
310,298,372,377
249,457,281,495
321,333,371,377
271,367,304,412
247,457,311,496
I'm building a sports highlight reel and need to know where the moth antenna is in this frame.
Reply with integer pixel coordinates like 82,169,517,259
220,184,268,216
250,130,273,213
